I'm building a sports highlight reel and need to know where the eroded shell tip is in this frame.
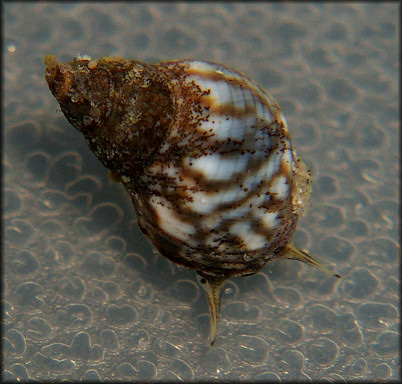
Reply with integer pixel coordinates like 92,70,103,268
44,54,58,67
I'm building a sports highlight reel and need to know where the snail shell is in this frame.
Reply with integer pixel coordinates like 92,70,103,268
44,55,340,345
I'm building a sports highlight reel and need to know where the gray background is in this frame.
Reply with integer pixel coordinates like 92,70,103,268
3,2,399,381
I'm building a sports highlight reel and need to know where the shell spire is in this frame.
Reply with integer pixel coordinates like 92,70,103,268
44,54,175,179
44,55,340,345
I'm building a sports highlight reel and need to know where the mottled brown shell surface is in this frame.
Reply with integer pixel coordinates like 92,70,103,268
44,55,339,344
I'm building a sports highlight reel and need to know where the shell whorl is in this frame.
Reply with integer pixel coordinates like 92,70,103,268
129,60,312,278
44,56,311,279
44,56,175,177
45,55,339,345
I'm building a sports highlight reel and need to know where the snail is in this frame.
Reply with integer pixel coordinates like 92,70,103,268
44,55,340,345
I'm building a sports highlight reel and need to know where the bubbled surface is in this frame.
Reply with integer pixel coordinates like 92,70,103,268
3,2,399,382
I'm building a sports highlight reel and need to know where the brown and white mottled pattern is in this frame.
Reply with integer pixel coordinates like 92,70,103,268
44,56,311,279
45,55,340,345
131,60,311,278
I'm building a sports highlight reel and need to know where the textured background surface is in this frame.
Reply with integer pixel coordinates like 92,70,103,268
3,2,399,381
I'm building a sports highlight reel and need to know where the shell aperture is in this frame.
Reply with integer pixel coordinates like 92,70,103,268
44,55,340,345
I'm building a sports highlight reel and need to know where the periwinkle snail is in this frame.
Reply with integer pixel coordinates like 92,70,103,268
44,55,340,345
